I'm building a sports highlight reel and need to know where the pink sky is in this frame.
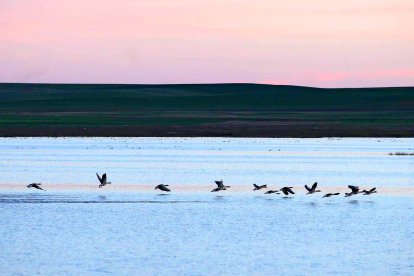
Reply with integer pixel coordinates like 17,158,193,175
1,0,413,87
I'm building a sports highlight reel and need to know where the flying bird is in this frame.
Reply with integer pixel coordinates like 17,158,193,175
27,183,45,191
305,182,321,194
264,190,280,194
253,184,267,191
323,193,340,198
362,187,377,195
345,185,360,197
96,173,111,188
211,179,230,192
155,184,171,192
280,187,295,195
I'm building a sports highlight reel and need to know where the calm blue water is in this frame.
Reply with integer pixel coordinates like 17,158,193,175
0,137,413,187
1,138,414,275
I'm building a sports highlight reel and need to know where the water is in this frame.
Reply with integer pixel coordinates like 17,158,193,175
1,138,414,275
0,137,413,186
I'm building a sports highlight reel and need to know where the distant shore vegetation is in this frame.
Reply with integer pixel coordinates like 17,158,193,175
0,83,413,137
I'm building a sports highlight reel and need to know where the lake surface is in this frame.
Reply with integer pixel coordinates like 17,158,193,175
0,137,413,187
1,138,414,275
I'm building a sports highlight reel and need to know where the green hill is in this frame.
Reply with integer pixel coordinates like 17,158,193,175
0,83,413,137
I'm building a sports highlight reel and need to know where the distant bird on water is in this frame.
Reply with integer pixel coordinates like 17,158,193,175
27,183,45,191
264,190,280,194
305,182,321,194
96,173,111,188
362,187,377,195
155,184,171,192
253,184,267,191
345,185,360,197
211,179,229,192
280,187,295,195
323,193,340,198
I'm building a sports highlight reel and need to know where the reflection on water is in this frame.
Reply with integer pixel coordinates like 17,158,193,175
348,200,360,204
305,201,318,207
0,192,413,275
0,193,205,204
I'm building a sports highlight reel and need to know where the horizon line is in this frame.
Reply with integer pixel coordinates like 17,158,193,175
0,82,413,90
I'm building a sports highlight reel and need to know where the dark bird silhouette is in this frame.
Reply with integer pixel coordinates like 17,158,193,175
211,179,230,192
253,184,267,191
345,185,360,197
362,187,377,195
27,183,45,191
280,187,295,195
96,173,111,188
215,179,230,189
323,192,340,198
264,190,280,194
155,184,171,192
305,182,321,194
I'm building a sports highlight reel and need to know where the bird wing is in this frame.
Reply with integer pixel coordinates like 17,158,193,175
304,185,311,192
96,173,103,183
253,184,259,188
282,189,288,195
102,173,107,183
348,185,358,192
312,182,318,190
370,187,376,192
287,188,295,194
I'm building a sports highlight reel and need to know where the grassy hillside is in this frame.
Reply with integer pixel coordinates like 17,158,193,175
0,83,413,137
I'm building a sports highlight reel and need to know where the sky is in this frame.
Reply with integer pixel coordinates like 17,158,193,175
0,0,413,87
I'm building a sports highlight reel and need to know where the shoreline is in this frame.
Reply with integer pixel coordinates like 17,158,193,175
1,124,414,138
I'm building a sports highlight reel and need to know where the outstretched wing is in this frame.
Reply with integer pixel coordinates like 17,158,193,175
348,185,359,192
102,173,107,183
96,173,103,184
311,182,318,190
370,187,376,192
253,184,259,189
287,188,295,194
304,185,311,192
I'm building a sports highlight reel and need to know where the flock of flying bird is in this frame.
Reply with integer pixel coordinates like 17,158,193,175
26,173,378,197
